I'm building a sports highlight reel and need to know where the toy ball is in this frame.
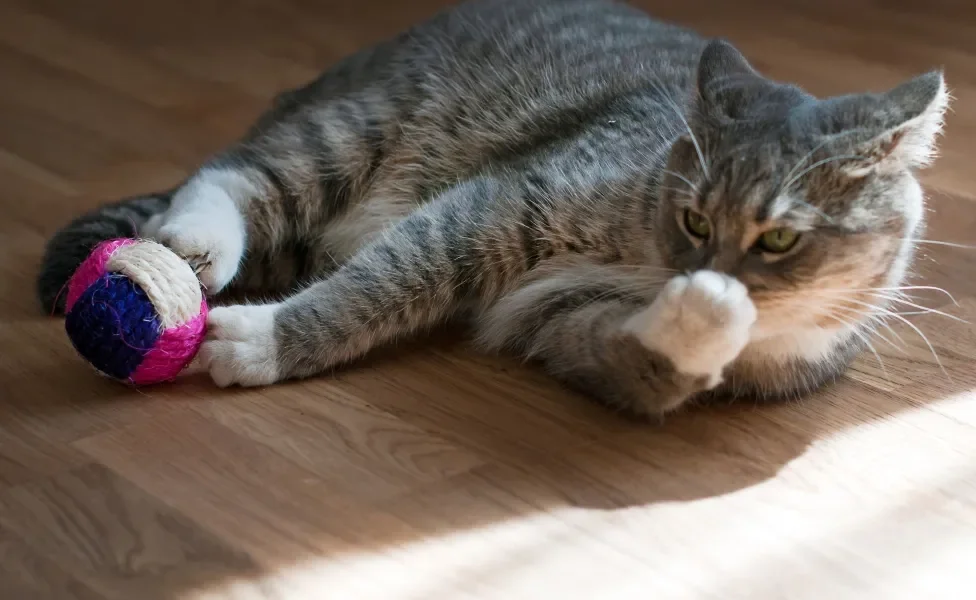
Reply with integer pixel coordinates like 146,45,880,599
64,238,207,385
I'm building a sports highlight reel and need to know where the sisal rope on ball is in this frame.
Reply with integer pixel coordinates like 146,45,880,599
64,238,208,385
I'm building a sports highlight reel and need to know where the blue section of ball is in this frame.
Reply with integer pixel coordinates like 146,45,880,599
65,273,162,380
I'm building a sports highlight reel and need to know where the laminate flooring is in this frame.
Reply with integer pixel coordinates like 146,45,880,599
1,1,975,598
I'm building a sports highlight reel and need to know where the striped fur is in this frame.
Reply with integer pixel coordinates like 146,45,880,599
39,0,948,416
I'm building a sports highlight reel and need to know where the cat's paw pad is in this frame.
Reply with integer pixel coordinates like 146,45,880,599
155,218,244,295
625,270,756,386
199,304,281,387
661,270,756,336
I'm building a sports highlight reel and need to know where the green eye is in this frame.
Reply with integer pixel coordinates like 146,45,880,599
757,228,801,253
683,209,711,239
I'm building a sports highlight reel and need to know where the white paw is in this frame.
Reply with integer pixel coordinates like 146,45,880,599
154,215,244,295
199,304,281,387
146,170,250,294
624,270,757,387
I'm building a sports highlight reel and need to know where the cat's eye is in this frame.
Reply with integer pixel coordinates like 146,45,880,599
683,209,711,239
756,228,801,253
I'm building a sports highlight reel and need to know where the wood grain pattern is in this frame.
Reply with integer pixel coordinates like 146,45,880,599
1,0,975,598
0,464,258,600
0,532,104,600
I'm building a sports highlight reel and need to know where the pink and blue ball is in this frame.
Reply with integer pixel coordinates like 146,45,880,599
64,238,208,385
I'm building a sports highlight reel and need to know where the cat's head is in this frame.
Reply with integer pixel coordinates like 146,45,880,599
656,40,949,342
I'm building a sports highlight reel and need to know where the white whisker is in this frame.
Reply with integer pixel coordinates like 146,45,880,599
782,154,866,191
657,186,697,198
866,293,969,323
648,78,711,181
826,304,908,354
783,129,864,187
837,296,950,381
659,169,700,196
813,300,903,348
788,197,835,224
907,239,976,250
822,312,890,383
572,280,668,313
813,285,958,306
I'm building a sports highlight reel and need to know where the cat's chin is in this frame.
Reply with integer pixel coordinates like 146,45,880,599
743,325,849,364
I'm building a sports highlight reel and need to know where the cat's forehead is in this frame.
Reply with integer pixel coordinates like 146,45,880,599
710,119,815,167
697,160,823,230
699,124,827,200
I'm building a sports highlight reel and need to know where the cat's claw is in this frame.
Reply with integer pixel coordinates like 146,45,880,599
624,270,757,388
199,304,281,387
141,174,248,295
154,219,243,295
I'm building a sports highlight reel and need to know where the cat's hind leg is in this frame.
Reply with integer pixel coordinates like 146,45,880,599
143,86,390,295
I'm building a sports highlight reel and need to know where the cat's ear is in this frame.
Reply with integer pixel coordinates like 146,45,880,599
694,39,764,121
876,71,948,169
697,39,760,94
821,71,949,174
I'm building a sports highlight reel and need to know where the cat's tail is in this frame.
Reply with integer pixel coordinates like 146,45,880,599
37,191,173,315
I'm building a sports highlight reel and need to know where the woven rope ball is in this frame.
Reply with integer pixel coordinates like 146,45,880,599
64,238,208,385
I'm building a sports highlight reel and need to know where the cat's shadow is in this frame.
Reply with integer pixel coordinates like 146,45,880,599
3,272,973,598
156,331,973,596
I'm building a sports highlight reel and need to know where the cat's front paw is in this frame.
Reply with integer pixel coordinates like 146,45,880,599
624,270,756,388
153,216,244,295
199,304,281,387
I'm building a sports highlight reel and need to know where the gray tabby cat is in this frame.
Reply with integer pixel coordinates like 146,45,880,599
38,0,948,417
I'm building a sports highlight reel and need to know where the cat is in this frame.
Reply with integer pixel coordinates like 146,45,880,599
37,0,948,417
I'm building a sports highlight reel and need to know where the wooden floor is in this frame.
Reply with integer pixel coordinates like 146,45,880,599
2,0,975,598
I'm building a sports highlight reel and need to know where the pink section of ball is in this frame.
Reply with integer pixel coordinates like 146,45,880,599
65,238,135,313
65,237,208,386
129,298,208,386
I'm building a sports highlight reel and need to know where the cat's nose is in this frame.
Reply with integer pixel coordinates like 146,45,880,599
703,251,742,274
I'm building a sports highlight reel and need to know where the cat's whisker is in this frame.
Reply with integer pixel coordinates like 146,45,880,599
866,313,910,352
649,78,711,182
789,198,835,225
865,293,969,323
596,264,679,274
782,153,867,191
801,292,934,358
827,311,892,360
862,285,956,302
657,186,698,198
865,322,909,354
856,335,892,384
681,123,711,183
659,169,700,196
820,311,891,382
783,139,832,187
811,285,959,307
906,239,976,250
538,273,670,300
823,303,908,353
574,292,645,314
825,288,963,322
835,296,950,381
782,128,864,188
566,275,678,312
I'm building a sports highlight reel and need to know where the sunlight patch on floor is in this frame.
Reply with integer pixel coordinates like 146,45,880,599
188,390,976,600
